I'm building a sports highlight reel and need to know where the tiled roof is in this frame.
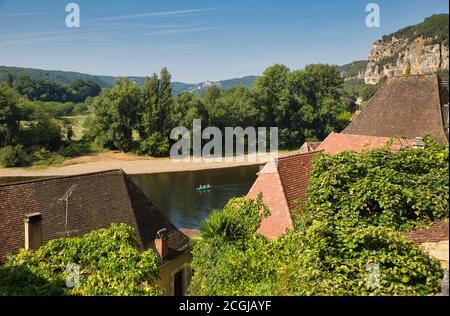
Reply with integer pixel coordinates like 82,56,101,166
317,132,413,154
248,159,292,238
247,152,318,238
0,170,190,262
343,74,449,145
404,220,449,244
299,141,322,154
277,152,317,212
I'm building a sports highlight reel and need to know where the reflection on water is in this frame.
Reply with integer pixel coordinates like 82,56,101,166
131,165,261,229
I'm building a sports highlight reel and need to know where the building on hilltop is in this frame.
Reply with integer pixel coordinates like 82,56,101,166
0,169,191,296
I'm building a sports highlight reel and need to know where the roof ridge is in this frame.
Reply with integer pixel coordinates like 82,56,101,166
278,150,323,161
0,169,126,188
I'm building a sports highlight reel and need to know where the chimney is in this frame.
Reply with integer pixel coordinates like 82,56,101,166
24,212,42,250
155,228,169,259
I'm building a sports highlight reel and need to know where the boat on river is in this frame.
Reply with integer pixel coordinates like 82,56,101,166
196,184,212,191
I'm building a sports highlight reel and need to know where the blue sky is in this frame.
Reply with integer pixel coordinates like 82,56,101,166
0,0,448,82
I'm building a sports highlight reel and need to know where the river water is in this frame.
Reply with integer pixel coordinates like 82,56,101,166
0,165,262,229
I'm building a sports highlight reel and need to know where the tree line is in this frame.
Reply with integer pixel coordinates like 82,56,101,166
1,63,356,166
3,72,101,103
85,64,356,156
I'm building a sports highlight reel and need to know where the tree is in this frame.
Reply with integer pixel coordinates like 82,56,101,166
159,67,173,135
23,110,64,150
68,80,102,103
252,64,291,127
86,78,141,152
3,72,13,87
139,73,160,138
0,84,23,147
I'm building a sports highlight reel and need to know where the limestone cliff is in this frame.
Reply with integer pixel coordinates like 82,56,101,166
363,14,449,85
364,36,449,84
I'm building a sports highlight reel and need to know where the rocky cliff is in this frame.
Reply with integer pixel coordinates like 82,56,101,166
363,14,449,85
364,36,449,84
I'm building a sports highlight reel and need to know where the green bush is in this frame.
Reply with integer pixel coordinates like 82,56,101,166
301,137,449,232
30,146,65,166
0,224,162,296
0,145,30,167
190,196,443,296
190,140,448,296
137,132,170,157
276,222,443,296
22,115,63,150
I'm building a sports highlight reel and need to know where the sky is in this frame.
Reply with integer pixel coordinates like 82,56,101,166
0,0,448,83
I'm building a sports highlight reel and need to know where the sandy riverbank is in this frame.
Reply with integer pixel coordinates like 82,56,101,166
0,151,285,178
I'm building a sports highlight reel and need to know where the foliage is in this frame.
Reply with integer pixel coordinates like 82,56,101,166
382,14,449,45
275,223,443,296
190,143,447,296
0,145,30,167
0,224,162,296
21,113,64,151
200,195,270,241
137,132,170,157
338,60,368,79
375,54,399,68
5,74,101,103
85,77,141,152
0,84,24,147
301,137,449,232
23,100,88,118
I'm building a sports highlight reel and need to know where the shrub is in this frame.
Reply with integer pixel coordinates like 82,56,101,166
137,132,170,157
0,145,30,167
301,138,449,232
22,115,63,150
190,197,443,296
0,224,162,296
190,140,448,296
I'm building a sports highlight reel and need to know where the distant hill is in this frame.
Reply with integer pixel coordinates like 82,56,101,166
338,60,368,82
0,66,258,95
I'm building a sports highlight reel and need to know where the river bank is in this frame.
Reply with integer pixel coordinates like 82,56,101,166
0,151,288,178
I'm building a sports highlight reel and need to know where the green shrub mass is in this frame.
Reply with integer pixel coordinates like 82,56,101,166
382,14,449,45
190,141,448,296
302,137,449,232
0,224,162,296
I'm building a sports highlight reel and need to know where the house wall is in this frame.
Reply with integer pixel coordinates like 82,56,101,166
157,251,192,296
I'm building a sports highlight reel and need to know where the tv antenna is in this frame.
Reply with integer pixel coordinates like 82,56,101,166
58,184,78,237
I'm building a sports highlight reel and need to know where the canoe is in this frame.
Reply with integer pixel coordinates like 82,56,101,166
196,185,212,191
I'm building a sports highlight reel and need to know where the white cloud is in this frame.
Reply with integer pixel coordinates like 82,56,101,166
91,8,213,22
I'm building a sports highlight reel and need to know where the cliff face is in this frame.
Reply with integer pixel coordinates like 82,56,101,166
364,36,449,84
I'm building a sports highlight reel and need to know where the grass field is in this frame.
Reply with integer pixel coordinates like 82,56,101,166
63,115,87,141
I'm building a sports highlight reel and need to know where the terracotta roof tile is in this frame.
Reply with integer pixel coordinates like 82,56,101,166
248,160,292,238
247,152,318,238
317,132,413,154
277,152,317,212
404,220,449,244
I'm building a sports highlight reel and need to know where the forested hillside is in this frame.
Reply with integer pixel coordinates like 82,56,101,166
0,66,257,95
